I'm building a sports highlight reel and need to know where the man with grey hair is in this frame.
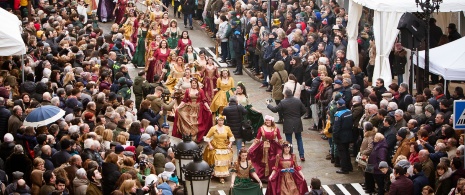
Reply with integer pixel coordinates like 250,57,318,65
154,135,174,161
222,96,247,151
41,92,53,106
51,97,60,107
0,97,11,139
398,83,413,111
8,106,23,138
266,89,307,161
387,102,398,112
394,109,406,130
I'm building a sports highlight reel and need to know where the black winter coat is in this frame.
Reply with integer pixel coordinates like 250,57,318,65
0,106,11,138
102,162,122,195
222,103,247,139
40,154,55,171
333,107,353,143
0,142,14,162
181,0,195,14
398,91,413,111
5,153,32,184
267,96,306,134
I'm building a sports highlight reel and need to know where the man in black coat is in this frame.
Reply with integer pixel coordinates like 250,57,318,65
51,139,72,167
222,96,247,151
333,99,353,174
398,83,413,111
0,97,11,139
267,89,306,161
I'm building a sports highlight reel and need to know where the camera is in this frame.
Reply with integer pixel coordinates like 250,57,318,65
139,160,148,170
161,89,171,102
266,98,273,103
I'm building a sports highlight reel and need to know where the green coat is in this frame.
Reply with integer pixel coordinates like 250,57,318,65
117,85,131,100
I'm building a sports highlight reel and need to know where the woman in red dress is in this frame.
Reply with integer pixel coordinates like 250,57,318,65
114,0,127,24
147,40,170,83
248,115,283,181
160,12,170,35
266,142,308,195
177,31,192,56
201,55,218,105
172,78,213,142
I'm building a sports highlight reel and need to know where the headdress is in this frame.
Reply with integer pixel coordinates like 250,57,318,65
264,115,274,122
216,115,226,121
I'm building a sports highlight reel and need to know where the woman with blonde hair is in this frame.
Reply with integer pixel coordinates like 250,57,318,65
202,115,234,184
31,157,45,195
94,125,105,136
119,180,137,195
63,72,76,87
102,130,113,150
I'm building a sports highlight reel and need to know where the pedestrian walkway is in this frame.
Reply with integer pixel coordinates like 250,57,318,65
193,47,228,67
207,183,369,195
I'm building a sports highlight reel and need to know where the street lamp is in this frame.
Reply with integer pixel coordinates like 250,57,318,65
416,0,443,89
172,134,203,182
182,152,214,195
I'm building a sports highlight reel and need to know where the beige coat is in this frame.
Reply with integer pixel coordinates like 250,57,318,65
360,128,377,156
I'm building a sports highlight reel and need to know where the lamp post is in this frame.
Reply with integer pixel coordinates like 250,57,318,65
172,134,203,182
416,0,442,89
182,153,214,195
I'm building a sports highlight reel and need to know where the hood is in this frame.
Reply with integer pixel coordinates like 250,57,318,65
134,76,144,85
73,178,89,187
258,18,266,26
439,168,453,181
364,128,377,138
273,61,285,71
157,182,171,191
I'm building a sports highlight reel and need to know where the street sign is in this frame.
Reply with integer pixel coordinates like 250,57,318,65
453,100,465,130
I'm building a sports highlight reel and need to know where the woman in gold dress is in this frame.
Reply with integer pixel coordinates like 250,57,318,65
165,56,186,94
144,23,160,68
203,115,234,184
172,78,213,142
210,69,234,115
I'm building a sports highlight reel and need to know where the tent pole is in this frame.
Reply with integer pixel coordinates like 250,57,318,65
21,55,24,83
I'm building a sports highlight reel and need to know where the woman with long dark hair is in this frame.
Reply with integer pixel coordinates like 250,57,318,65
235,82,263,138
230,148,262,195
266,142,308,195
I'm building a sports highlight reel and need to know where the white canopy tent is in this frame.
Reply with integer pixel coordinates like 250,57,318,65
345,0,465,87
0,8,26,56
414,36,465,81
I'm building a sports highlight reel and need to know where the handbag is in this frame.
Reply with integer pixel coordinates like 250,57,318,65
365,164,375,173
355,152,367,166
237,106,253,141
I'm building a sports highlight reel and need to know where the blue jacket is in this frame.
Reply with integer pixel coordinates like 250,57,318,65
333,107,353,143
412,172,429,195
157,182,173,195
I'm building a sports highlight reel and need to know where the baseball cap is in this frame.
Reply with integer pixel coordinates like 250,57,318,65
350,84,361,90
337,99,346,106
333,79,343,85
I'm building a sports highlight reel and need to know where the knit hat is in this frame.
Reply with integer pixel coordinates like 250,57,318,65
396,159,410,169
140,133,151,142
4,133,13,142
165,162,175,172
425,104,435,114
142,146,154,155
145,126,156,136
397,128,408,139
378,161,388,168
115,145,125,154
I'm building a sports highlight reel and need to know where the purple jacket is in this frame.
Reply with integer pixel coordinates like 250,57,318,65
368,139,388,175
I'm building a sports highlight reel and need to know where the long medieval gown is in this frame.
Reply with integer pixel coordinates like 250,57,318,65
237,95,264,139
248,127,283,181
131,29,147,68
147,48,170,83
230,161,262,195
266,154,308,195
202,64,218,105
160,20,169,35
97,0,115,22
165,64,184,94
202,125,234,177
210,77,234,114
165,27,181,49
177,38,192,56
114,0,128,24
172,88,213,142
